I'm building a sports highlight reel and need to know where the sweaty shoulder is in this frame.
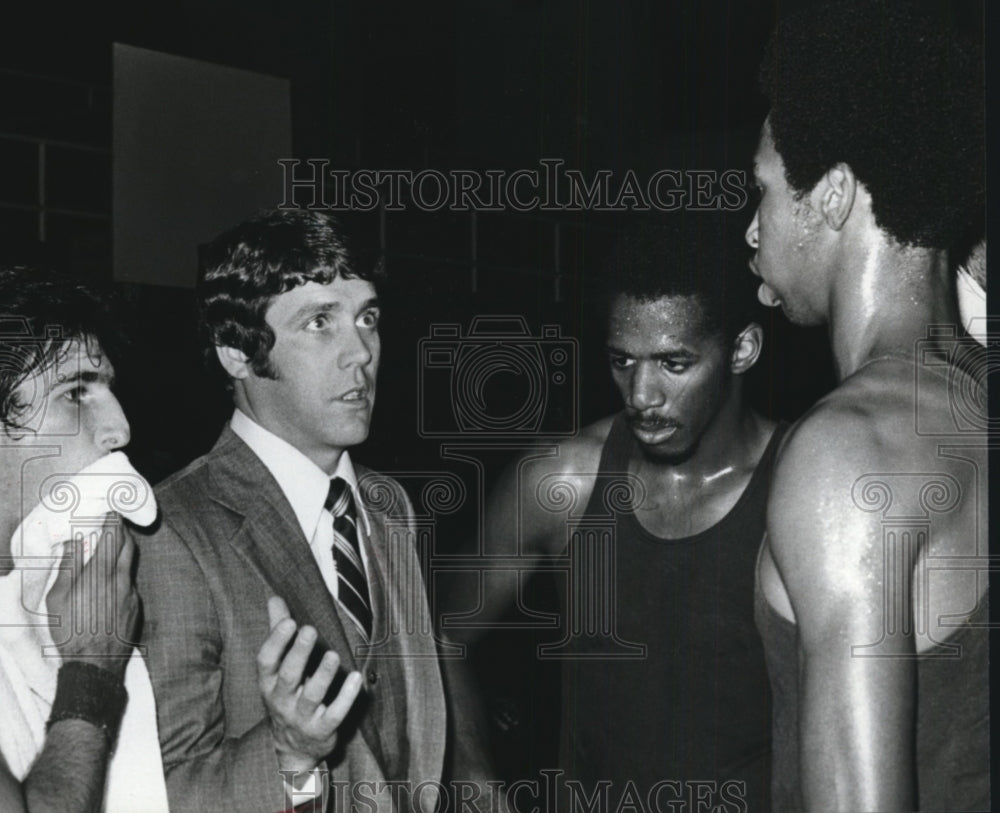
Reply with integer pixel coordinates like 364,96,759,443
543,414,615,478
765,389,898,642
767,363,982,634
776,356,981,489
773,362,931,494
490,414,617,558
520,414,615,501
771,369,915,525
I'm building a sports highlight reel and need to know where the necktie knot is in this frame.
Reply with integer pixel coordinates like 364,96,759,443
325,477,352,519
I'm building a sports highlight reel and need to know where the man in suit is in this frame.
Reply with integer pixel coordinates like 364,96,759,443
138,210,477,812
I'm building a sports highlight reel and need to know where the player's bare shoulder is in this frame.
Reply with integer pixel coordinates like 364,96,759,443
776,358,951,487
497,415,616,557
764,368,920,640
536,413,612,488
825,358,986,520
553,414,615,474
770,357,986,574
508,415,612,482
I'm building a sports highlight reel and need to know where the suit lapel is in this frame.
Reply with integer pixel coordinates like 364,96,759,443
204,427,387,768
356,468,447,789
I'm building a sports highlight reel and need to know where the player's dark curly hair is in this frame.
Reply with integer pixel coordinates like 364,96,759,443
760,0,984,251
0,267,121,431
601,210,761,345
198,209,386,383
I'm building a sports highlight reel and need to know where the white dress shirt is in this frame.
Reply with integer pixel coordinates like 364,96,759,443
230,408,373,605
957,267,987,346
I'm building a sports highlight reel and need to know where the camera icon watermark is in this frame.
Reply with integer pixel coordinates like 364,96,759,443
417,316,578,439
0,317,74,437
914,324,997,436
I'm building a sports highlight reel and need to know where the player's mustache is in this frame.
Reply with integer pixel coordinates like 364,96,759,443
626,412,680,432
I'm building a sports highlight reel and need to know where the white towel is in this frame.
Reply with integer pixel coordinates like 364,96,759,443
0,451,169,812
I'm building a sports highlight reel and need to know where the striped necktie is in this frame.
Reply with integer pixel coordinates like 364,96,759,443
325,477,372,640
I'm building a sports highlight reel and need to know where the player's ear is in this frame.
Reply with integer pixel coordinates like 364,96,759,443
818,162,856,231
215,345,252,380
730,323,763,374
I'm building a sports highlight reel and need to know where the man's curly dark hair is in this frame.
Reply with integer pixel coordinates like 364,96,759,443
0,267,122,430
198,209,385,384
760,0,984,251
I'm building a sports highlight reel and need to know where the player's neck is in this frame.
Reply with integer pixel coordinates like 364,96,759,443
827,239,955,381
635,392,762,484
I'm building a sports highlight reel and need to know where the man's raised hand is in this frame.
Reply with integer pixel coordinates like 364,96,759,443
257,596,363,778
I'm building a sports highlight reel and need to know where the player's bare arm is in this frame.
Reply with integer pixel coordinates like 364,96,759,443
766,399,921,811
444,418,612,646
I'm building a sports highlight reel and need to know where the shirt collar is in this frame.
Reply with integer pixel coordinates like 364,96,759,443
229,409,371,539
957,267,987,346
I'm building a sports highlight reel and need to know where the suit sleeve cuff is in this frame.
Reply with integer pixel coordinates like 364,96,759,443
280,762,326,809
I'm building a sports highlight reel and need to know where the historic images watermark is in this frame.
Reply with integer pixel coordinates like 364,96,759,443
278,159,749,213
280,771,749,813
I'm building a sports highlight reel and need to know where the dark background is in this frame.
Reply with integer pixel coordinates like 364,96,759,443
0,0,986,782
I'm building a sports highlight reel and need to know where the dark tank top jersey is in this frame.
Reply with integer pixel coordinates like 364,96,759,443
556,414,786,813
755,580,989,812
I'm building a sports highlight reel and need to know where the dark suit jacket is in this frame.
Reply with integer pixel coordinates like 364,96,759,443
136,427,446,812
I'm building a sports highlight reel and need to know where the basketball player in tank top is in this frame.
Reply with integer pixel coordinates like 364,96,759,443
745,3,988,810
444,211,785,812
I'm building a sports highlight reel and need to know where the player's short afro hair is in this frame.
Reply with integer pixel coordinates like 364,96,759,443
760,0,983,251
601,210,761,345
